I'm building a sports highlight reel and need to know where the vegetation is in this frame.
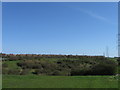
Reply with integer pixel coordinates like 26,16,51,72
3,75,118,88
2,53,118,76
1,53,119,88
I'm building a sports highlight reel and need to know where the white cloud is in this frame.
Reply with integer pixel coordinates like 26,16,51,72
79,8,117,25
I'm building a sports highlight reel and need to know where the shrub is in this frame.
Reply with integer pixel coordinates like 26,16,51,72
2,68,8,74
71,66,92,76
2,63,8,68
20,69,30,75
52,69,70,76
34,69,46,75
117,57,120,65
4,54,117,76
91,63,117,75
7,69,20,75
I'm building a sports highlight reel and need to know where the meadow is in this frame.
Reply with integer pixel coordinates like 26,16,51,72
1,54,119,88
2,75,118,88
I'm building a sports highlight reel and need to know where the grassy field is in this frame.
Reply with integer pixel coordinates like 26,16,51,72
2,75,118,88
2,56,119,88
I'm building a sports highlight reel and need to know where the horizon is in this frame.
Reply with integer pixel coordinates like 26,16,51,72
1,53,116,58
2,2,118,57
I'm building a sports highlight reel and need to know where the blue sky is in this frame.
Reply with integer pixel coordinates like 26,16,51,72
0,2,1,53
2,2,118,57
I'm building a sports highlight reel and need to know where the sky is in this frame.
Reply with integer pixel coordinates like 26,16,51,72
0,2,1,53
2,2,118,57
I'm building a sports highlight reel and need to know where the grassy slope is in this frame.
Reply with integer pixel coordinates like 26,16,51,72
0,75,1,89
3,75,118,88
3,61,21,70
2,59,119,88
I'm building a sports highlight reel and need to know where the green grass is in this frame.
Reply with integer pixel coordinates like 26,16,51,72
2,59,119,88
0,75,2,89
4,61,21,69
3,75,118,88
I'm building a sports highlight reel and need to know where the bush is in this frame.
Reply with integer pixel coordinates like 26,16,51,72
20,69,30,75
4,54,117,76
2,63,8,68
71,66,92,76
34,69,47,75
52,69,70,76
91,63,117,75
6,69,20,75
117,57,120,65
70,59,117,75
2,68,8,74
